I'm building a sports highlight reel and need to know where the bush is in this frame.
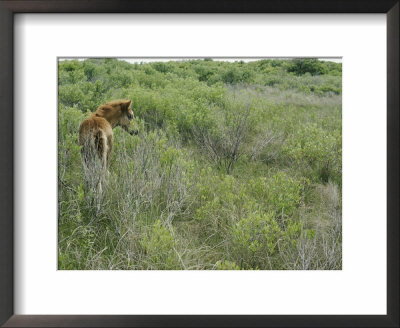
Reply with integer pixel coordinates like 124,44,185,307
140,220,181,269
215,260,240,270
246,172,303,216
283,123,341,184
194,93,273,174
195,174,243,240
232,212,281,269
194,102,252,173
287,59,328,76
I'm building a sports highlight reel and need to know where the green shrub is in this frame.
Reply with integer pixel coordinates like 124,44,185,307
139,220,180,269
267,172,303,215
215,260,240,270
195,174,243,239
287,59,328,76
283,123,341,184
246,172,303,216
232,212,281,269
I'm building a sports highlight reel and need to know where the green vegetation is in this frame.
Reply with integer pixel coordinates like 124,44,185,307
58,58,342,270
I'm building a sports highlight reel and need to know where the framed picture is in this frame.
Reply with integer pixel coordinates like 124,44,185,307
1,0,398,327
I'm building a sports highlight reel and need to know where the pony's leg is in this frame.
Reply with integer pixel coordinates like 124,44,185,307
97,132,109,197
97,180,103,194
81,145,94,192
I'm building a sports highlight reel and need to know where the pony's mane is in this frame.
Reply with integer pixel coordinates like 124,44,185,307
103,99,130,107
93,99,132,122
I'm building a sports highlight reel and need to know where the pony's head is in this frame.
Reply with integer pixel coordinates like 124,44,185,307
96,99,139,135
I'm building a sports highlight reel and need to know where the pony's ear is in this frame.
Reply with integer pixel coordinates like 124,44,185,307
121,99,132,110
95,104,112,117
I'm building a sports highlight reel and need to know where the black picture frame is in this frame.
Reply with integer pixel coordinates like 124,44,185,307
0,1,398,327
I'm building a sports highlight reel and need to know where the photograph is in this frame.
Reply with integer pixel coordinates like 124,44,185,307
58,57,342,270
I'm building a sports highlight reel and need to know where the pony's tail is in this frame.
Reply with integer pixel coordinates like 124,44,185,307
94,130,108,170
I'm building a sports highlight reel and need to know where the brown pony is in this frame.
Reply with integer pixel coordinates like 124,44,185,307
78,99,138,192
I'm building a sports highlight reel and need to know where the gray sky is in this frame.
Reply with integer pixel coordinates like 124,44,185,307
59,57,341,63
119,57,342,64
